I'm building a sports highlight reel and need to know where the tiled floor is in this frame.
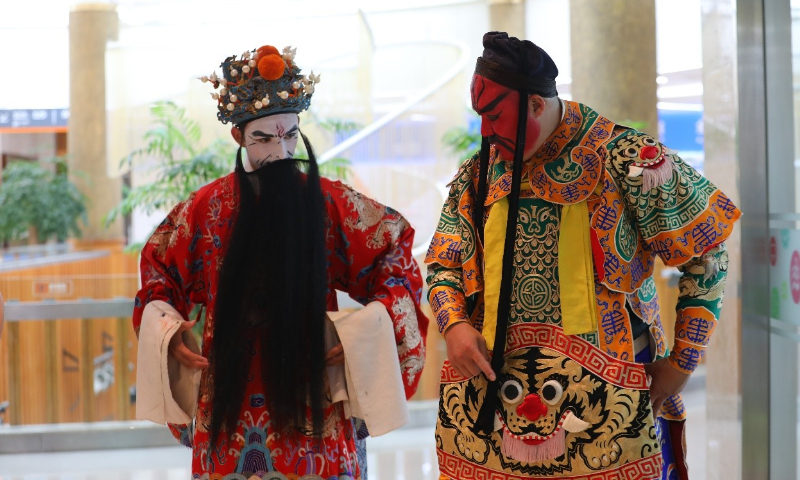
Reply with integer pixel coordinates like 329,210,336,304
0,389,706,480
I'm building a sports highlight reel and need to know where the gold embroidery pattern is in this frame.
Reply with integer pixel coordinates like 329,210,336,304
508,200,561,327
436,325,659,478
589,175,654,294
437,450,662,480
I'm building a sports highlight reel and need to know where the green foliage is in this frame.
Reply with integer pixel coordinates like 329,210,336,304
621,119,649,132
316,156,353,182
106,101,234,229
442,111,481,164
296,115,361,182
108,101,359,253
317,118,362,135
0,157,87,243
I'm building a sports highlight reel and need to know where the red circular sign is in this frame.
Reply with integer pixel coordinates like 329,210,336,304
792,251,800,304
770,237,777,266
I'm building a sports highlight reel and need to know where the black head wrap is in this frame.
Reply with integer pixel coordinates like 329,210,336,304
475,31,559,97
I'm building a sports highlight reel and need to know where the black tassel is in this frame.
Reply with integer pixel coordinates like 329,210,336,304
474,137,491,244
235,145,244,172
474,83,529,436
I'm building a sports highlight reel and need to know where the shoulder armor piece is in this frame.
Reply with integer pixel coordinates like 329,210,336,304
606,130,677,191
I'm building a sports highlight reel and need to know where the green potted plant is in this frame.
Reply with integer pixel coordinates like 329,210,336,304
0,157,87,245
107,101,357,253
105,101,233,245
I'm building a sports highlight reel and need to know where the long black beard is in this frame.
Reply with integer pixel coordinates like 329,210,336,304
210,133,327,444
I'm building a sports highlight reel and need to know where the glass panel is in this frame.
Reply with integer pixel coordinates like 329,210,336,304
700,2,744,479
770,0,800,478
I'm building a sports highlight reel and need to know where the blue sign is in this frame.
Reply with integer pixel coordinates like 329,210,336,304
658,109,703,153
0,109,69,128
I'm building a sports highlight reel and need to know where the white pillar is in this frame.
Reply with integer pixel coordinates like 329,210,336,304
68,4,123,244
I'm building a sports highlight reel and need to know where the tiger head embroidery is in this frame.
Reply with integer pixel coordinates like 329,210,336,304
607,132,677,192
493,348,592,466
438,345,659,476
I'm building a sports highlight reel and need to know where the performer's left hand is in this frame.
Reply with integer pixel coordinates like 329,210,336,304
643,357,690,417
326,343,345,366
168,319,209,370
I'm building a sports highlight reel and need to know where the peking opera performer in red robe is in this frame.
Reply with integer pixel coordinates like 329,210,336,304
133,43,428,479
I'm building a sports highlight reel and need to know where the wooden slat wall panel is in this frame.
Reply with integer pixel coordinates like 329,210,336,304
16,320,48,424
5,322,20,425
55,319,85,423
0,324,9,425
88,318,120,422
117,316,138,420
44,322,57,423
653,258,680,348
0,249,140,425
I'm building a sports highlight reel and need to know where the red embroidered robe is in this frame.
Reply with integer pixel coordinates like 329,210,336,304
133,173,428,479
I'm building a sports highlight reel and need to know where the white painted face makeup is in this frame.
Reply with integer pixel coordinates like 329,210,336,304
240,113,300,171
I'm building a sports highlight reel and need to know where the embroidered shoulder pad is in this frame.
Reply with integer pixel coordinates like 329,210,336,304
606,129,677,192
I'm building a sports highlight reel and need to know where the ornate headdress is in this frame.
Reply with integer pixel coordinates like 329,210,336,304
200,45,321,126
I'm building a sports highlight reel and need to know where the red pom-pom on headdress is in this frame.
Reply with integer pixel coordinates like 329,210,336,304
257,45,280,59
258,55,286,80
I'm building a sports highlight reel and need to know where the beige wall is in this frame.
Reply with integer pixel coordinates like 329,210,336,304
0,134,58,160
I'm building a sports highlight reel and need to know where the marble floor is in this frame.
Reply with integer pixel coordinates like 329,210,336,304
0,390,707,480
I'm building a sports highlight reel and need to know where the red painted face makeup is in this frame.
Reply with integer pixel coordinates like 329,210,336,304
471,74,541,160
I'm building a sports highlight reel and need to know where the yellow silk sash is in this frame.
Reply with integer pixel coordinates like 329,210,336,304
482,198,597,346
481,197,508,347
558,201,598,335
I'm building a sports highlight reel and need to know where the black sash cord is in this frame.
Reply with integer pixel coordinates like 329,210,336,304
473,69,529,436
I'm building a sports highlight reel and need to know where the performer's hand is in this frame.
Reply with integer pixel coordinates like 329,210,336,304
643,357,690,417
168,320,209,370
443,322,496,381
326,343,345,366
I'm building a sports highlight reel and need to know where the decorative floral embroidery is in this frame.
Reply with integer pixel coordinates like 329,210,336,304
134,175,428,478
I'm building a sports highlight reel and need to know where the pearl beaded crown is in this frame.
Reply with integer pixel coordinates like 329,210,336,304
200,45,320,126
